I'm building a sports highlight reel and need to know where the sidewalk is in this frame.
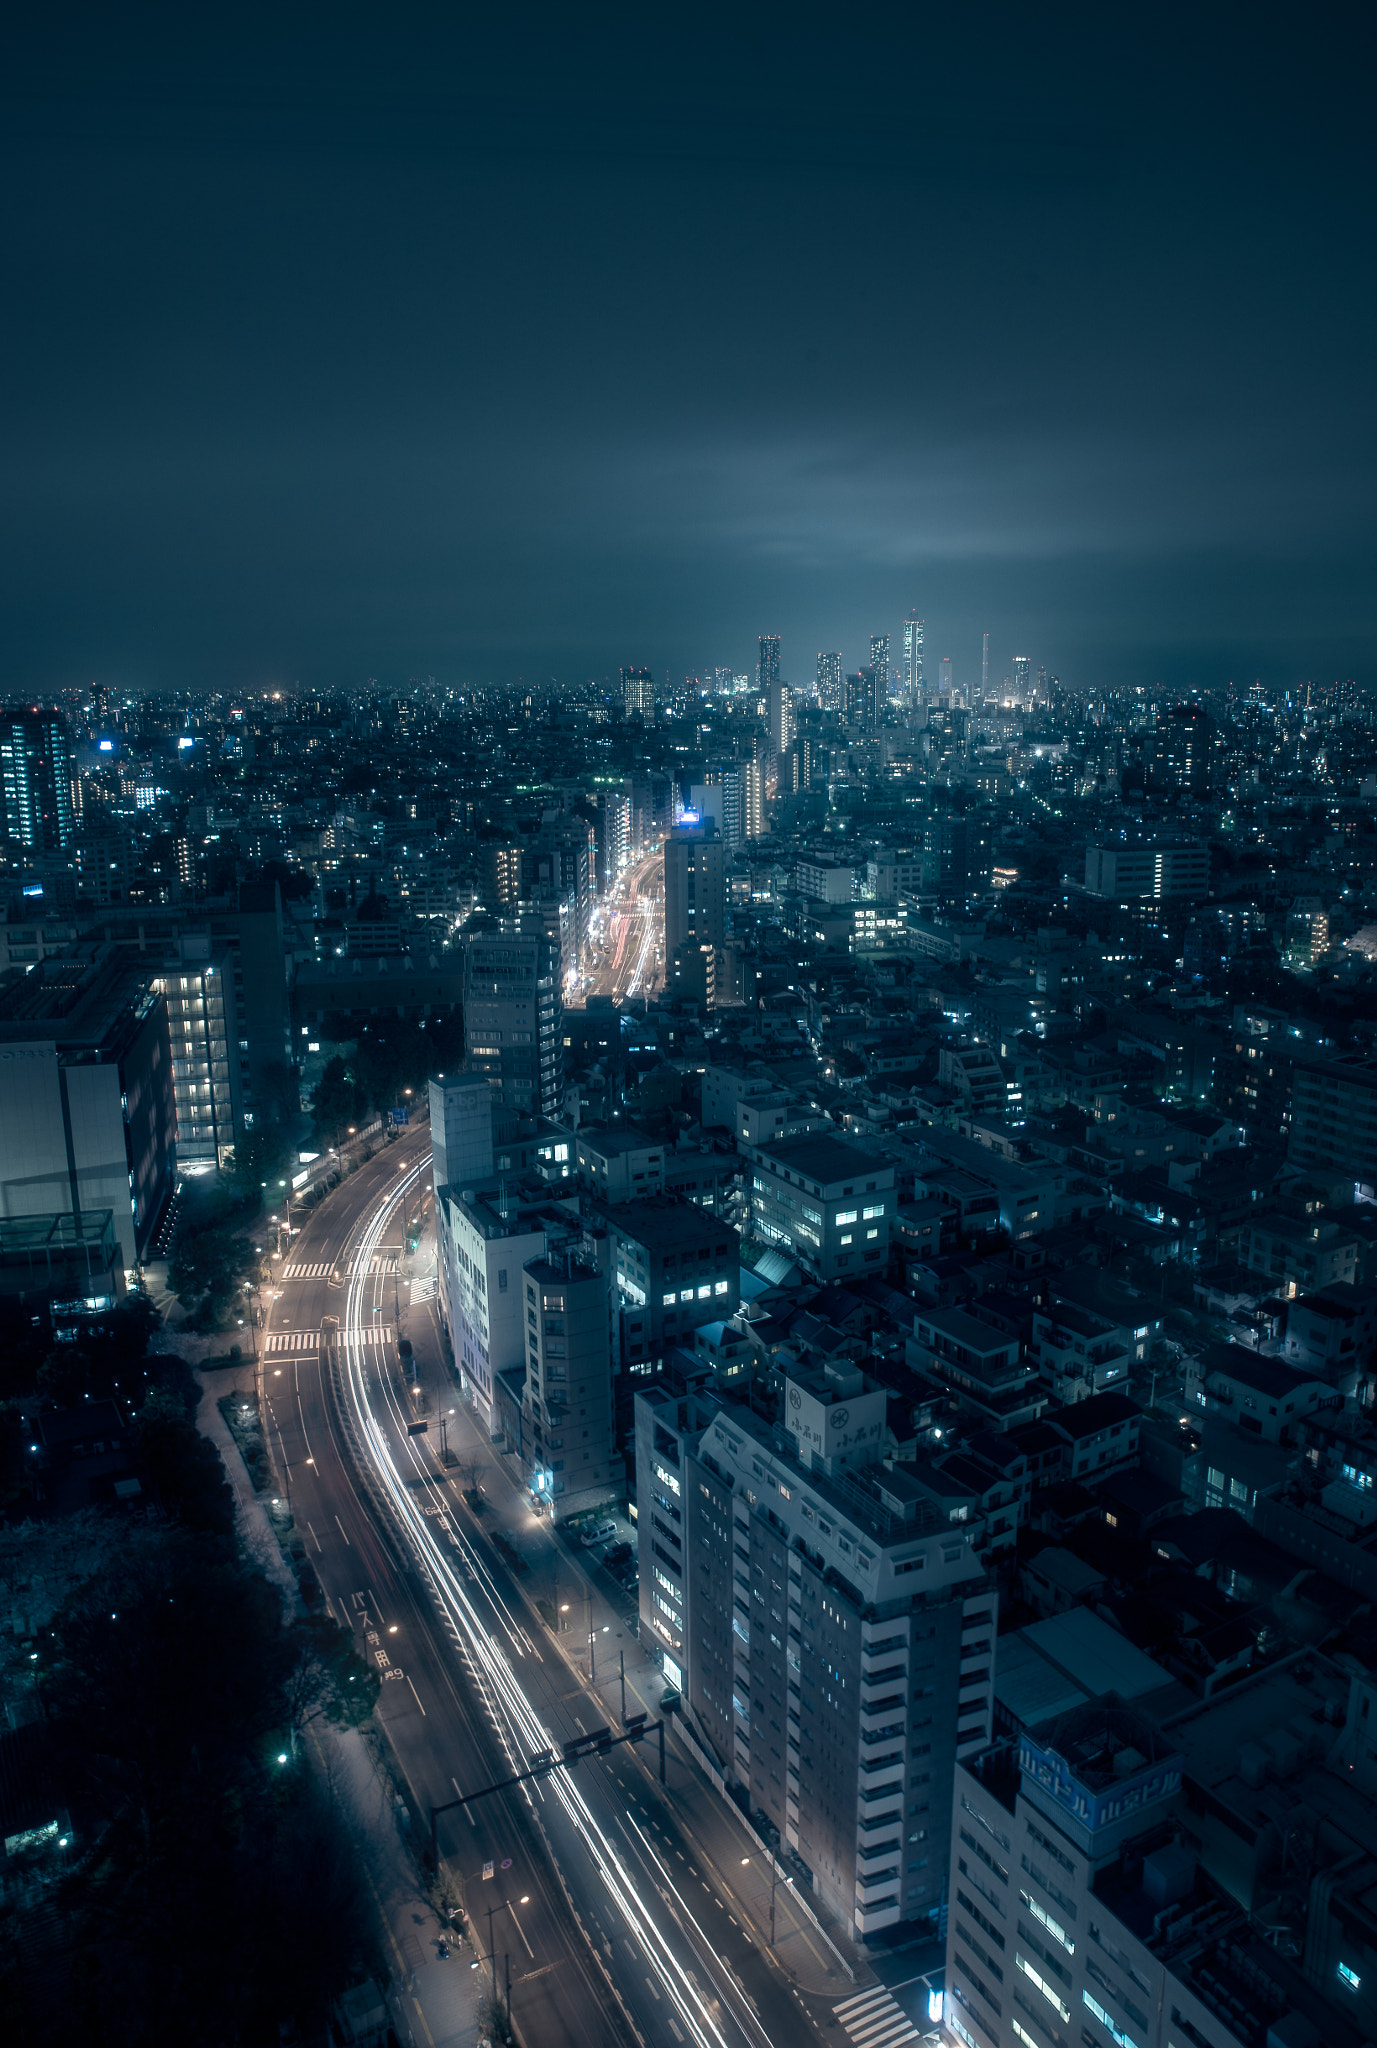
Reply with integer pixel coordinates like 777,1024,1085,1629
311,1719,489,2048
189,1361,301,1606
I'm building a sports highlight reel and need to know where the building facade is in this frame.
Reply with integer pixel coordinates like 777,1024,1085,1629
663,816,726,960
463,916,564,1119
636,1377,995,1938
748,1132,894,1281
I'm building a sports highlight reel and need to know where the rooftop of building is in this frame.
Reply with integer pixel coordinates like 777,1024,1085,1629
1046,1389,1141,1440
996,1607,1186,1733
0,946,159,1051
575,1123,663,1159
444,1175,581,1240
523,1254,600,1288
601,1196,738,1253
751,1131,893,1185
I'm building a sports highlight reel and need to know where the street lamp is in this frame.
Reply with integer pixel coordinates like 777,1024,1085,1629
740,1853,780,1947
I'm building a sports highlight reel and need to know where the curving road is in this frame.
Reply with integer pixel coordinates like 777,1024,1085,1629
259,1132,837,2048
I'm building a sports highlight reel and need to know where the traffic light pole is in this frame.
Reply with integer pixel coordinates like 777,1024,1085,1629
428,1714,666,1864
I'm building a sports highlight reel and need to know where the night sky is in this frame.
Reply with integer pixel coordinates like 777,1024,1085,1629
3,5,1374,696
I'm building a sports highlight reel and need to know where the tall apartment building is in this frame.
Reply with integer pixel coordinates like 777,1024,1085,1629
479,839,522,909
621,666,656,720
817,651,844,710
767,680,794,759
521,1253,618,1517
462,915,564,1119
1288,1051,1377,1189
150,933,240,1165
743,760,765,840
635,1371,995,1938
664,815,726,959
903,615,924,700
594,790,631,893
1083,841,1209,902
845,665,882,729
757,634,782,694
1,708,76,853
870,633,890,694
748,1133,894,1281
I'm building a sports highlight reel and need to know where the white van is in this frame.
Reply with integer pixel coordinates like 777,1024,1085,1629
581,1518,617,1547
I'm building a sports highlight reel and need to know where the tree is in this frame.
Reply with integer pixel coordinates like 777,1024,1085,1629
230,1122,295,1198
281,1614,381,1750
312,1054,367,1140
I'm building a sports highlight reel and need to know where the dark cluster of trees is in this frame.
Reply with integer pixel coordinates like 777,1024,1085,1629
311,1010,464,1140
0,1297,382,2045
1,1525,381,2046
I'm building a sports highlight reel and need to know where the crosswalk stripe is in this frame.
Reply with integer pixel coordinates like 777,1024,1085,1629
835,1990,892,2021
854,2020,918,2048
834,1990,919,2048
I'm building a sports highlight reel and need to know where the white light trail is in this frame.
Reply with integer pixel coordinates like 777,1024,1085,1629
334,1163,761,2048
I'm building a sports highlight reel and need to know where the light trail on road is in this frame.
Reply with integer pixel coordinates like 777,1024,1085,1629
331,1161,775,2048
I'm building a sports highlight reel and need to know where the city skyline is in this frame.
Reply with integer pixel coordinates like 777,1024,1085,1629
1,12,1373,697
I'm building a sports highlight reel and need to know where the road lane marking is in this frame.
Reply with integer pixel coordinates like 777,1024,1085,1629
406,1674,426,1714
334,1515,351,1545
507,1904,535,1959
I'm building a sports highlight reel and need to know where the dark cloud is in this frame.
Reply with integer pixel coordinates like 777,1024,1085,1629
1,3,1373,693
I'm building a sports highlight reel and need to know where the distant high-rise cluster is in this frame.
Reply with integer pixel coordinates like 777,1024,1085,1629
621,665,656,720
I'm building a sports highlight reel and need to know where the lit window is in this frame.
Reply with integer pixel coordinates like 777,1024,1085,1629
680,1288,693,1302
835,1209,858,1226
663,1292,676,1307
1340,1962,1362,1990
714,1279,729,1294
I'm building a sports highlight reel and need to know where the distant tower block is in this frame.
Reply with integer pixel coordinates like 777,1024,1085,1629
903,614,924,699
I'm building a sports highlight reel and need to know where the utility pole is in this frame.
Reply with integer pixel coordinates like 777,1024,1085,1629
619,1648,626,1724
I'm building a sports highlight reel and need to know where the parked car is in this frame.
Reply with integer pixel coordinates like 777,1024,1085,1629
603,1541,633,1567
580,1519,617,1547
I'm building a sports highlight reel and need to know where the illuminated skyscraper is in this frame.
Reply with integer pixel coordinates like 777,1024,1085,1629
1,708,75,852
844,666,881,728
903,614,924,699
664,815,726,959
981,632,989,700
757,634,781,694
742,759,765,839
939,656,953,696
870,633,890,696
816,650,843,710
767,680,793,758
621,666,655,719
1012,655,1032,701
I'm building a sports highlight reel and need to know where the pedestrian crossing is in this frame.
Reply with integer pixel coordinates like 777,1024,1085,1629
280,1256,399,1280
833,1985,923,2048
264,1326,396,1352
